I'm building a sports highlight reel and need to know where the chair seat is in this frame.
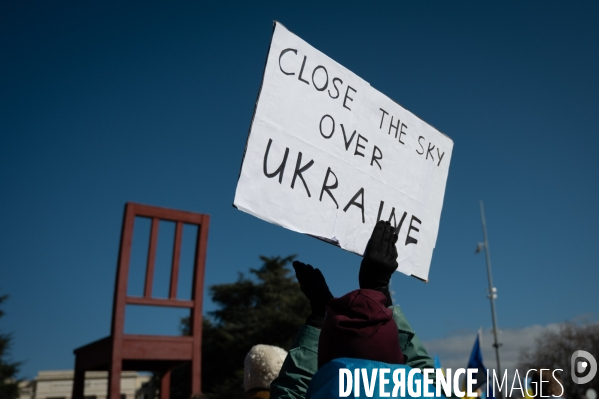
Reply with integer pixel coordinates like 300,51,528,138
74,334,195,370
73,336,112,370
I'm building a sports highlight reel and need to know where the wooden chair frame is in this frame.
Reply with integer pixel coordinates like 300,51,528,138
72,202,209,399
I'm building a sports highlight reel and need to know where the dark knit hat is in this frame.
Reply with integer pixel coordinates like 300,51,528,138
318,289,404,368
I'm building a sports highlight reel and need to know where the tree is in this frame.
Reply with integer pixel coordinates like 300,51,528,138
517,322,599,399
178,255,311,399
0,294,21,399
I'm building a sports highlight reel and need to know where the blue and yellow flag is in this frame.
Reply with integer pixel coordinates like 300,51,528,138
467,330,487,391
462,330,495,399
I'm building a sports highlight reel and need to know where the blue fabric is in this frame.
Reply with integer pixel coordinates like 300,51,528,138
433,356,442,370
306,358,446,399
466,335,487,391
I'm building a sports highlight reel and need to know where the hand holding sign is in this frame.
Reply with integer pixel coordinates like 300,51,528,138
359,220,399,306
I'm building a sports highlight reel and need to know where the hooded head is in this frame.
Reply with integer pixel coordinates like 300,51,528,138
317,289,404,368
244,344,288,398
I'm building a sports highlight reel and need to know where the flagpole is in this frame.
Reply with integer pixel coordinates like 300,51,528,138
479,200,503,399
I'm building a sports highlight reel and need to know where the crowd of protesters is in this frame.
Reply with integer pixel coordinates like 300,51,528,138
243,221,441,399
240,221,571,399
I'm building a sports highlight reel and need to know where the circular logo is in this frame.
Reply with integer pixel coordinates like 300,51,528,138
571,350,597,384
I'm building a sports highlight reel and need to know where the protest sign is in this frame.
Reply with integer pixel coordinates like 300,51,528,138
234,22,453,281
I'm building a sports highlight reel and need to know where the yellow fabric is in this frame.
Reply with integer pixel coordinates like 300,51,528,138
246,388,270,399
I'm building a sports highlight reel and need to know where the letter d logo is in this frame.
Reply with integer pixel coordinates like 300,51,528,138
571,350,597,384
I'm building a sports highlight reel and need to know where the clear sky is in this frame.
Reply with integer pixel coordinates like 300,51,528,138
1,1,598,379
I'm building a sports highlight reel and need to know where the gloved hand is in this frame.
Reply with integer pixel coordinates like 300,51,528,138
293,260,333,328
359,220,398,306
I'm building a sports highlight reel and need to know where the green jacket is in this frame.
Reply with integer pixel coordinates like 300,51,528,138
270,305,435,399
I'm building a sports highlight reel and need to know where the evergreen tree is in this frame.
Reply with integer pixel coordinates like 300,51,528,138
178,255,310,399
0,295,21,399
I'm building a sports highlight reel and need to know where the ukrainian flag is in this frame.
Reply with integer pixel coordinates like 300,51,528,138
467,330,487,391
463,330,494,399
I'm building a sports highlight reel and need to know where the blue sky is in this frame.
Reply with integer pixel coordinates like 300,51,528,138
1,1,598,379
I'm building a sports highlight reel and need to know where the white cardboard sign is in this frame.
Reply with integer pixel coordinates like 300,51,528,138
234,22,453,281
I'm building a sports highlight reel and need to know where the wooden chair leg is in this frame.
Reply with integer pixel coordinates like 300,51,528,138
108,360,122,399
160,369,171,399
72,362,85,399
191,356,201,395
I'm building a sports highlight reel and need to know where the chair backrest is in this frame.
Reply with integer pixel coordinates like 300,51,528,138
110,202,209,340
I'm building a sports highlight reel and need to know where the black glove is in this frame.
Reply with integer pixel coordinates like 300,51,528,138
293,260,333,328
359,220,398,306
